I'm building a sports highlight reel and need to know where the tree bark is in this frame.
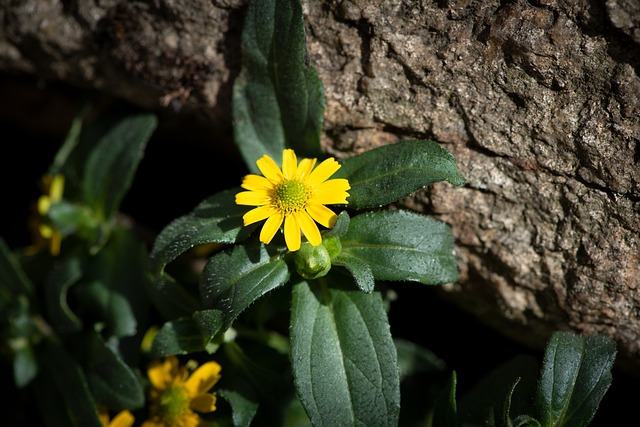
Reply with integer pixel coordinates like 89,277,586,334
2,0,639,375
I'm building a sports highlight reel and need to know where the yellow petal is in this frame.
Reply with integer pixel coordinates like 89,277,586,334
147,361,167,389
190,393,217,413
182,413,201,427
260,212,284,244
312,179,351,204
241,174,273,191
39,224,53,238
148,356,178,389
50,174,65,201
236,190,270,206
282,149,298,179
297,211,322,246
110,410,135,427
185,361,221,396
297,158,317,179
243,206,276,226
50,232,61,256
256,154,284,183
284,214,301,251
37,196,51,215
308,158,341,185
306,204,337,228
97,406,110,426
141,326,159,353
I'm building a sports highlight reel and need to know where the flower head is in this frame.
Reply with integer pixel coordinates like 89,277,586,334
235,149,350,251
142,356,221,427
28,173,65,255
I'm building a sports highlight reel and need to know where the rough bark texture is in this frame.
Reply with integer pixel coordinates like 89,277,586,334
2,0,639,374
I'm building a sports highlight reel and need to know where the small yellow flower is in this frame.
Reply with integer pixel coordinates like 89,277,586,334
142,356,221,427
235,149,350,251
141,325,159,354
98,406,135,427
28,173,65,255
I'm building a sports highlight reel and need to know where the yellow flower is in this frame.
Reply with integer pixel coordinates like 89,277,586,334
235,149,350,252
142,356,221,427
98,406,135,427
28,173,65,255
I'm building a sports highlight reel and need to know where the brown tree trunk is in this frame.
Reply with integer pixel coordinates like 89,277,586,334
2,0,639,376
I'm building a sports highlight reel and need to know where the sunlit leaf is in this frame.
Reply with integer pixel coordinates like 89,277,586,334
337,210,459,286
335,140,465,209
290,278,400,426
200,242,290,331
233,0,324,171
149,188,256,275
82,112,157,219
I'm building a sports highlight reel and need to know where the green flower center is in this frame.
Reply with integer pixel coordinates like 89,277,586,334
273,179,311,214
159,384,191,424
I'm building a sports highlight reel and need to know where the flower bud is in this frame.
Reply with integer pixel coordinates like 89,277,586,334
294,241,332,280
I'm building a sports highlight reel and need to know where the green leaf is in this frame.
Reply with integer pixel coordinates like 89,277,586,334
80,331,144,410
332,255,374,293
36,338,103,427
395,338,446,381
33,373,82,427
44,257,83,333
323,211,375,293
152,314,211,356
494,377,543,427
324,211,350,239
513,416,543,427
233,0,324,171
199,243,290,330
149,188,256,275
458,354,539,426
395,339,448,427
150,308,225,356
222,340,291,403
47,200,100,240
290,279,400,426
146,272,201,320
3,294,41,385
193,308,225,345
73,229,151,339
431,372,459,427
535,331,616,427
494,378,522,427
82,112,157,219
218,389,259,427
283,397,313,427
335,140,465,209
13,344,38,388
51,102,90,172
336,210,459,285
0,236,34,297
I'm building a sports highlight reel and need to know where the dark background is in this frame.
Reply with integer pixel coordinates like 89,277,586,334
2,73,637,426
